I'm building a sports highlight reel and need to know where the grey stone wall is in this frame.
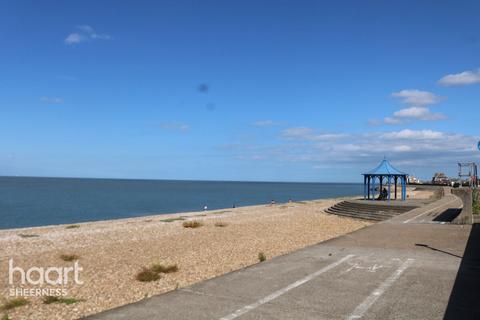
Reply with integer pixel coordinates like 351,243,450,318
451,188,473,225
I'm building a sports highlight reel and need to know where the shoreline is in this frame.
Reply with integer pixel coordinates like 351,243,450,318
0,195,362,233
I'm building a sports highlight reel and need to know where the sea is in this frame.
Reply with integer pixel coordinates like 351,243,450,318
0,176,363,230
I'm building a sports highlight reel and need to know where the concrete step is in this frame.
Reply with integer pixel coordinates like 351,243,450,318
330,204,404,214
332,204,407,214
326,210,384,221
324,200,417,222
334,201,416,212
325,208,394,221
326,207,397,218
337,200,417,209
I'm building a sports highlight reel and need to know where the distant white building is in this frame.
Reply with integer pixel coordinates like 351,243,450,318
408,176,421,184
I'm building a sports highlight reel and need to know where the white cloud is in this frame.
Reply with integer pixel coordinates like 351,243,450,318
281,127,347,141
64,33,86,44
392,145,412,152
252,120,280,127
380,129,444,140
391,89,444,106
64,25,111,45
386,107,446,123
40,96,63,104
160,122,189,132
438,68,480,86
383,117,403,125
394,107,430,118
379,90,446,125
220,127,479,176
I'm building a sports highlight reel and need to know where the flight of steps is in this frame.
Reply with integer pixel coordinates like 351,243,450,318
325,201,418,221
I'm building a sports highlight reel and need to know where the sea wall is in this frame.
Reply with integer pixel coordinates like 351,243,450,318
451,188,473,225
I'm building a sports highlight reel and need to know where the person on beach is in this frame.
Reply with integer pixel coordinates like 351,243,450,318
381,188,388,200
270,199,276,205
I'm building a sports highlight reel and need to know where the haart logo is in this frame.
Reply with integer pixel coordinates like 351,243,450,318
8,259,83,297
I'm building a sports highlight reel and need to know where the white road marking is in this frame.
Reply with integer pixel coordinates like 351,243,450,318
219,254,355,320
402,198,460,224
343,262,384,274
346,258,414,320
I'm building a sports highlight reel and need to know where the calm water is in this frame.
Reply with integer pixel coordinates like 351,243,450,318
0,177,363,230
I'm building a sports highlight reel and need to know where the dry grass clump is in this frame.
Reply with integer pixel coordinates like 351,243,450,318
258,252,266,262
65,225,80,229
161,217,185,223
1,298,28,311
59,254,80,262
42,296,82,305
17,233,39,238
136,263,179,282
183,220,203,228
135,268,161,282
214,221,228,227
151,263,179,274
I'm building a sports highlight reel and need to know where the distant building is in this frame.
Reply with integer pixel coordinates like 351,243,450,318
408,176,421,184
432,172,450,185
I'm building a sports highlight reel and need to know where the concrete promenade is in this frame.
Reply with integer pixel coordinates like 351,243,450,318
87,193,479,320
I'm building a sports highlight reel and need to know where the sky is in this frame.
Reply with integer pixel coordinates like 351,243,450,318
1,0,479,182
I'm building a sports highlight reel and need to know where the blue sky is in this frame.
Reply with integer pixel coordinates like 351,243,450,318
1,1,479,182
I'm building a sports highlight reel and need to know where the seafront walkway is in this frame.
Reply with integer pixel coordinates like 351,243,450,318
87,192,480,319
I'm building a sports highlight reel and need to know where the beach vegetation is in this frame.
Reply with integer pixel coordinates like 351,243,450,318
42,296,83,305
473,189,480,214
151,263,179,274
1,314,11,320
1,298,28,311
214,221,228,227
161,217,186,223
66,225,80,229
136,268,161,282
17,233,39,238
258,252,266,262
183,220,203,228
59,254,80,262
136,262,179,282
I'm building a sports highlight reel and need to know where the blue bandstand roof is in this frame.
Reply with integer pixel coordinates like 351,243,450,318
363,158,407,176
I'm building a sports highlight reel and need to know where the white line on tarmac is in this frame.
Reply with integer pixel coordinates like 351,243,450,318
346,258,414,320
402,198,460,224
219,254,355,320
